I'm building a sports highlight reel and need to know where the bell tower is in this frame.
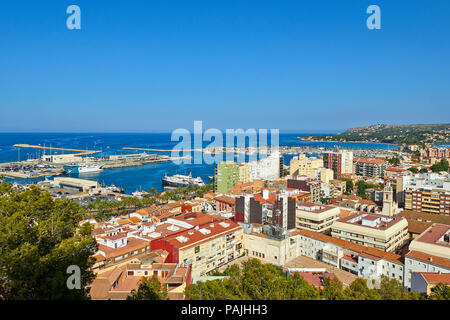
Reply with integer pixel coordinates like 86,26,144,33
382,183,397,216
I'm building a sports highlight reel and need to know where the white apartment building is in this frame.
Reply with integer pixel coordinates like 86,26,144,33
331,213,409,252
249,152,281,181
299,230,405,287
295,202,340,233
403,223,450,290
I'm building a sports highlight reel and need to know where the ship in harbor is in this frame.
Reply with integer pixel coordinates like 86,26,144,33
161,173,205,188
63,164,103,175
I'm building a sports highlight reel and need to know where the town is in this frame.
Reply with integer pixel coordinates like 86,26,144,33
24,145,445,300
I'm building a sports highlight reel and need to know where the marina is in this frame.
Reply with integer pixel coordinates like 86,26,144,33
0,133,404,194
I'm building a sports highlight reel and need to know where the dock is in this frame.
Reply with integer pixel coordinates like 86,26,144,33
122,147,203,152
13,144,102,156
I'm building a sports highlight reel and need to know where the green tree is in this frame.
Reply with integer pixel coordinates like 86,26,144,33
356,180,367,198
387,157,401,166
408,167,418,173
0,182,97,300
127,276,169,300
184,259,321,300
321,277,347,300
429,283,450,300
430,159,449,173
284,273,320,300
378,275,417,300
419,168,428,173
342,179,353,193
344,278,381,300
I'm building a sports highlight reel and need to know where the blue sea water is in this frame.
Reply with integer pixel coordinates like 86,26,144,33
0,132,400,194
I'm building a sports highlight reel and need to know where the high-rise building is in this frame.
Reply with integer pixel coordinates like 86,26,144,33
287,176,322,203
354,157,388,177
289,154,323,176
323,150,353,179
398,173,450,214
235,190,296,234
238,162,250,183
248,152,281,181
214,161,239,193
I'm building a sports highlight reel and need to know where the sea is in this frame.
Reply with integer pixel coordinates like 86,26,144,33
0,132,415,194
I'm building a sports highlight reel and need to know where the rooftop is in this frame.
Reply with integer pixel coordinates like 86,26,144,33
165,219,241,249
414,223,450,248
406,250,450,269
337,212,404,231
419,272,450,285
299,229,403,264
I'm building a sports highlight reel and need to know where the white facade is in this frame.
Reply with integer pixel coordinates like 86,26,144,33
404,256,450,289
400,172,450,192
249,152,280,181
299,232,405,287
358,255,404,287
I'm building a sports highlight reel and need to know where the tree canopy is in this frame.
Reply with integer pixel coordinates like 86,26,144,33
127,276,169,300
0,181,97,300
430,159,449,173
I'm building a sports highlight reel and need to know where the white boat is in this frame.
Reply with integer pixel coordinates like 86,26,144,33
64,163,103,174
79,164,103,174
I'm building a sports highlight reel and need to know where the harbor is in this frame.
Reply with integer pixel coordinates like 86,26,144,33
0,133,405,194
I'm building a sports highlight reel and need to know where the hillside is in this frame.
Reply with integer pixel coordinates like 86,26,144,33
301,123,450,146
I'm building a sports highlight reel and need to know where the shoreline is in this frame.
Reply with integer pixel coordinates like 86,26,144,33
297,137,400,147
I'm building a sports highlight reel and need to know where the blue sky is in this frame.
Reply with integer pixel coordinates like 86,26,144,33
0,0,449,132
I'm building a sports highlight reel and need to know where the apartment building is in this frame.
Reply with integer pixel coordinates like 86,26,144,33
404,189,450,214
295,202,340,233
354,157,388,177
331,213,409,252
213,195,236,212
398,173,450,214
329,180,346,198
289,154,323,176
403,224,450,290
150,219,243,278
238,162,250,183
234,189,296,234
422,147,450,161
299,230,405,286
323,150,353,179
248,152,281,181
214,161,239,193
95,235,151,269
287,176,322,203
244,228,301,266
90,250,192,300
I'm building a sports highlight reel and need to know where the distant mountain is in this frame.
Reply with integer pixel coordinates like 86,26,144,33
301,123,450,146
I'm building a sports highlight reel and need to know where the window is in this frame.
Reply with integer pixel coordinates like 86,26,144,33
195,246,200,254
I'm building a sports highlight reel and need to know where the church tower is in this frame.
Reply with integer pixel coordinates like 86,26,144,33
382,183,398,216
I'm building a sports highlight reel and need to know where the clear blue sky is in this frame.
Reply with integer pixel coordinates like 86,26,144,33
0,0,449,132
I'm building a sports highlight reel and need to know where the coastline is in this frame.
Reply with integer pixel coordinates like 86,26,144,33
297,137,400,147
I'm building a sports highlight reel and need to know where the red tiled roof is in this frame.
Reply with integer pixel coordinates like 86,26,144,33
406,251,450,269
165,220,242,249
299,229,403,264
420,272,450,285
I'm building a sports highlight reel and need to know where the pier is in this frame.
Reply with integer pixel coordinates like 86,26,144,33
13,144,102,156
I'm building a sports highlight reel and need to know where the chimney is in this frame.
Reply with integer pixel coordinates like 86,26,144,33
262,189,269,200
